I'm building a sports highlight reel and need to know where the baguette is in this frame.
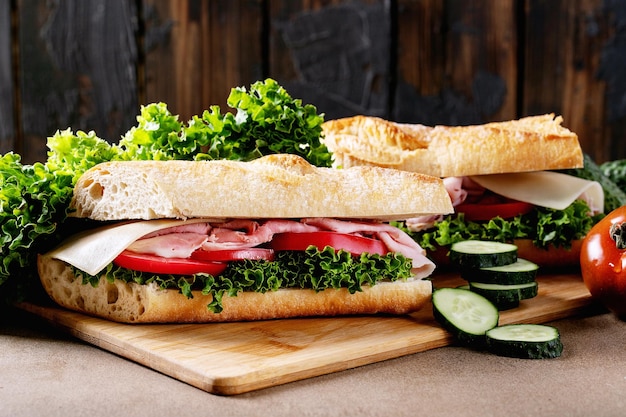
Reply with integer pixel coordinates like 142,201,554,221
322,114,583,177
322,115,592,268
71,153,452,221
39,154,451,323
37,253,432,323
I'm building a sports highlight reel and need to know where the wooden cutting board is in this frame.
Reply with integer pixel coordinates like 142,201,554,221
19,272,594,395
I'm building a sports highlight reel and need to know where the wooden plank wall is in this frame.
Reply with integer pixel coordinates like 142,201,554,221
0,0,14,155
1,0,625,165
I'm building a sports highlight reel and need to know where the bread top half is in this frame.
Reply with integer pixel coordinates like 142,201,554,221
322,114,584,177
70,154,453,221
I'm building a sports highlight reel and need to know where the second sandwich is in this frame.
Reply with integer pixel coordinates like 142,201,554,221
322,114,604,267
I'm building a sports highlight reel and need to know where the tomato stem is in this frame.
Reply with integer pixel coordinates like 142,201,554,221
609,222,626,249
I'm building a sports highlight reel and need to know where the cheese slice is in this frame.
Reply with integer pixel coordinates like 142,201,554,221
470,171,604,213
47,218,221,276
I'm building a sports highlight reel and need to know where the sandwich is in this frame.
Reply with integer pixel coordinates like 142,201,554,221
321,114,605,267
36,154,453,323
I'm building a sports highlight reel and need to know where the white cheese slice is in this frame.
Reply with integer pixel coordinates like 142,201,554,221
47,218,220,276
469,171,604,213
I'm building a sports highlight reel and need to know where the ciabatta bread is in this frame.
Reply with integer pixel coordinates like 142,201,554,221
322,114,583,177
37,254,432,323
38,154,449,323
71,154,453,221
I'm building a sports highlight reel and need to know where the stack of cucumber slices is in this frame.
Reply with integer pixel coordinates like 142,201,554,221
450,240,539,310
432,240,563,359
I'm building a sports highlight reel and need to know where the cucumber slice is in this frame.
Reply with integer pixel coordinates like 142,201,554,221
449,240,518,269
486,324,563,359
432,287,499,346
469,281,538,310
461,258,539,285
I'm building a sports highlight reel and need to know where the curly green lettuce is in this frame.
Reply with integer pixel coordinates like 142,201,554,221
46,129,121,182
206,78,331,166
0,154,72,301
397,200,601,252
116,79,331,166
115,102,187,160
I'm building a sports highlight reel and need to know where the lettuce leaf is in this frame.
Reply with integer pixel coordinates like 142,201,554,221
114,79,332,166
208,78,331,167
115,102,189,160
0,154,73,301
46,129,121,181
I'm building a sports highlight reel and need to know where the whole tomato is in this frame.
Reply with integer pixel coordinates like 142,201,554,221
580,206,626,319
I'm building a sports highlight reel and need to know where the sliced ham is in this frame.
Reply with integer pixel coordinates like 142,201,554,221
126,233,208,258
126,217,435,279
140,222,212,239
377,231,435,279
404,177,470,232
262,219,320,235
202,219,319,251
445,176,468,206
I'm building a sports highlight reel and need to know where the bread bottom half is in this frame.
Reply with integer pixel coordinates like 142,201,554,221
37,254,433,323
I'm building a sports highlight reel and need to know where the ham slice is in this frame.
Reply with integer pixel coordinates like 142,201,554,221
126,233,209,258
127,222,213,257
140,222,213,238
202,219,319,250
404,177,469,232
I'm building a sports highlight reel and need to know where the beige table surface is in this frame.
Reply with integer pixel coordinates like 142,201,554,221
1,303,625,417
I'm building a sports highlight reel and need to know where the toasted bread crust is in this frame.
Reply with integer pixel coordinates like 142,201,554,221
322,115,583,177
37,254,433,323
70,154,453,221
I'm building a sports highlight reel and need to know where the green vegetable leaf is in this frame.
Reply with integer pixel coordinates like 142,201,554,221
45,128,120,182
196,79,332,166
112,80,330,166
399,200,599,252
116,102,190,160
600,158,626,193
0,153,75,302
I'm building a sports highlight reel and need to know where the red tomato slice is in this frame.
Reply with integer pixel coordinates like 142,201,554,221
113,250,228,276
190,248,275,262
269,231,388,256
456,200,535,221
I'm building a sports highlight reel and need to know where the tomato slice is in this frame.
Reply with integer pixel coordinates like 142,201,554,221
456,200,535,221
269,231,388,256
190,248,275,262
113,250,228,276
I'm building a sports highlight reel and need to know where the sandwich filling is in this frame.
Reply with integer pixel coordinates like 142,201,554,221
400,171,604,251
48,217,435,312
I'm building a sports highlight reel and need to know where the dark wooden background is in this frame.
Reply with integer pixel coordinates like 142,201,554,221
1,0,625,165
